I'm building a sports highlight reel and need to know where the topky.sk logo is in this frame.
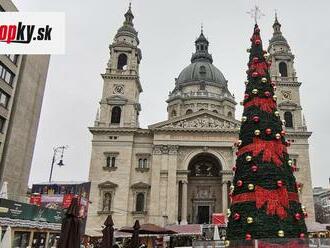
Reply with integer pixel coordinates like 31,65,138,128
0,12,65,54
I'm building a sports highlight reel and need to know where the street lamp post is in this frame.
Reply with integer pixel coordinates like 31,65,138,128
49,145,68,182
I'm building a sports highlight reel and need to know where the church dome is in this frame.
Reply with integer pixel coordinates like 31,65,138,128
176,31,227,85
177,61,227,85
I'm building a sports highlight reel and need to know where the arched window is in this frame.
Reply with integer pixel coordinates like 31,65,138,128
284,111,293,128
117,53,128,70
138,159,143,168
199,66,206,75
102,192,112,212
136,193,145,212
143,159,148,168
186,109,193,115
279,62,288,77
228,111,233,118
111,106,121,124
171,110,177,117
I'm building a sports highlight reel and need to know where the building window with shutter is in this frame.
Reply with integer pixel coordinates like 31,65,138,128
136,154,151,172
103,152,119,171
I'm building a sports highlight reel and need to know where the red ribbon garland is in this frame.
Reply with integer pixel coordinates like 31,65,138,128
258,240,308,248
231,186,299,219
249,61,269,77
237,138,287,167
244,97,277,113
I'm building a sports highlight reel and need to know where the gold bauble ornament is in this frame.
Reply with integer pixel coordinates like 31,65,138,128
241,116,247,122
246,155,252,162
230,185,235,191
238,140,242,146
274,111,280,117
282,120,286,126
275,133,281,139
254,130,261,136
264,53,269,59
226,209,231,217
224,240,230,247
248,184,254,191
288,160,293,166
244,80,249,85
273,95,277,101
301,205,306,212
247,217,253,224
278,230,285,237
221,236,226,241
252,89,258,94
261,77,267,83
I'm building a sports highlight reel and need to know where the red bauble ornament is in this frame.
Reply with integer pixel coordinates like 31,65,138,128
277,180,283,187
252,57,259,63
245,234,252,240
304,212,308,218
233,213,240,221
235,151,239,156
271,82,276,87
264,91,271,97
299,233,305,239
252,72,259,77
232,166,237,172
292,165,297,172
237,180,243,187
285,141,291,147
281,130,286,136
265,128,272,135
295,213,302,220
255,39,261,45
244,93,249,99
252,116,260,123
251,165,258,172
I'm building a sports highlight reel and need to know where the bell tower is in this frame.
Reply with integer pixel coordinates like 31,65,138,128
96,3,142,128
268,14,315,222
268,14,305,131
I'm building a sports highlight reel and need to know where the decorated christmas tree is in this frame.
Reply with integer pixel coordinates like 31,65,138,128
226,24,308,243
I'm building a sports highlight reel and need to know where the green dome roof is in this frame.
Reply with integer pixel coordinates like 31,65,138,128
177,61,227,85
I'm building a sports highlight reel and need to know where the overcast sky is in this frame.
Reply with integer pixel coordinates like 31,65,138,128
13,0,330,187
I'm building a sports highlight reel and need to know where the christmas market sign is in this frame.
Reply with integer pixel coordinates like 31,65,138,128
0,198,63,224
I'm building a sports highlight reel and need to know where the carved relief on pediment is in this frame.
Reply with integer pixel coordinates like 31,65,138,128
162,116,238,129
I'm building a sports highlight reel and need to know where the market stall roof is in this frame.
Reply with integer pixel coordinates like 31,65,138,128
165,224,202,236
0,217,61,231
120,223,177,235
307,222,329,233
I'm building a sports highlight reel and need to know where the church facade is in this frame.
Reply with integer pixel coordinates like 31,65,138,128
86,6,315,234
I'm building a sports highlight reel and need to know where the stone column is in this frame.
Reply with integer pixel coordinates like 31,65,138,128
181,180,188,225
222,180,228,213
222,173,233,214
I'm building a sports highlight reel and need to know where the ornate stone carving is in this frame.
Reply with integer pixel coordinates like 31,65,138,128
153,145,179,155
168,145,179,155
162,116,238,129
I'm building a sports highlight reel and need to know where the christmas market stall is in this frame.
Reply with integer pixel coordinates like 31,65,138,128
0,198,63,247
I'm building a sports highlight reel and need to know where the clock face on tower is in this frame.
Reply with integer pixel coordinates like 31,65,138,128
113,84,125,95
281,90,292,100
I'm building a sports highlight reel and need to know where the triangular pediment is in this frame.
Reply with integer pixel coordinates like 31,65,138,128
131,182,151,189
149,110,240,131
98,181,118,189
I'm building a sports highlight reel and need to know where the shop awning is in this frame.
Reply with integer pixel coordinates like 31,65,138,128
0,217,61,231
165,224,202,236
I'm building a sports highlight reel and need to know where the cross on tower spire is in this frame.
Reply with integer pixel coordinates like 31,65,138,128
247,5,265,24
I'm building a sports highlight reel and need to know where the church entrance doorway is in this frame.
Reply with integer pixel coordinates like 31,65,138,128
186,153,223,224
197,206,210,224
